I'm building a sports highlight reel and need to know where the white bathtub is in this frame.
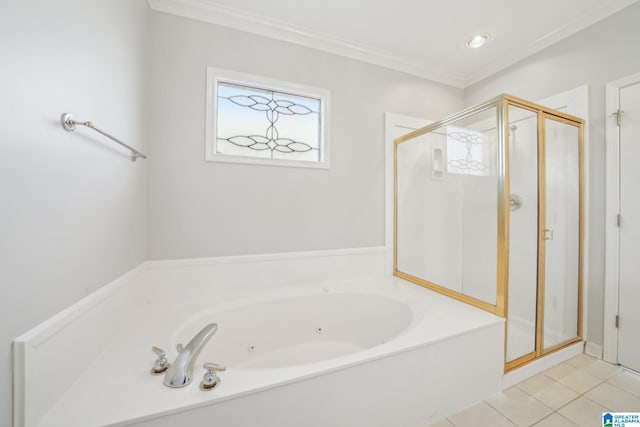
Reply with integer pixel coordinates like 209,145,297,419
15,250,505,427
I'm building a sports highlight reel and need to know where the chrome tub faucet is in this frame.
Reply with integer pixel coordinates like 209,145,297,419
163,323,218,388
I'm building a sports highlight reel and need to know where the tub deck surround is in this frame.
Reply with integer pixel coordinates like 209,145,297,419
135,246,388,305
14,248,506,427
38,276,504,426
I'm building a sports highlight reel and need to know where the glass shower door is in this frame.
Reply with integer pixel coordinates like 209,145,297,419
541,116,581,351
505,104,583,370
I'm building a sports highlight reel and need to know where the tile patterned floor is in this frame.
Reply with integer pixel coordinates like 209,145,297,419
427,354,640,427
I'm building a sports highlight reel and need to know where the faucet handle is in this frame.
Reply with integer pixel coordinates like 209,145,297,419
200,362,226,391
203,362,226,372
152,346,166,357
150,346,170,375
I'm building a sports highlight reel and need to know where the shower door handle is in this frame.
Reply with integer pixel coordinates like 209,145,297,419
544,228,554,240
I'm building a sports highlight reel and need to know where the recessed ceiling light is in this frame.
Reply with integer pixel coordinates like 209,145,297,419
465,33,490,49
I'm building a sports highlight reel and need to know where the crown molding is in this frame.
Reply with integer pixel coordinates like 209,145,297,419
147,0,466,88
465,0,640,87
148,0,639,89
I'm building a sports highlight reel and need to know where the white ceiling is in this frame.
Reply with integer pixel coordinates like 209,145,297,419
148,0,639,88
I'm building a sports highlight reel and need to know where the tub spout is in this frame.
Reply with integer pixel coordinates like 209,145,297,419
163,323,218,388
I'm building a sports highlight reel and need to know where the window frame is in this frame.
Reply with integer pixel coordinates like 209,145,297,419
205,67,331,169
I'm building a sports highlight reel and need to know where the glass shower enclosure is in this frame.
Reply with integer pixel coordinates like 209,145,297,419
394,95,584,371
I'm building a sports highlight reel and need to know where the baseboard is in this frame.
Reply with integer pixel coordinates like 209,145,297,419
584,341,603,359
502,341,584,389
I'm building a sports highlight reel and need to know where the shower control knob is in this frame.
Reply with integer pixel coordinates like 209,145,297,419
200,362,226,391
150,346,170,375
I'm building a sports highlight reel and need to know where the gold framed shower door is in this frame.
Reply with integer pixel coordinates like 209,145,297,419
393,94,585,373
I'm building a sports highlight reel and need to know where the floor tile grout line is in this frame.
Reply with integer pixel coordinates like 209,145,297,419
459,400,518,427
499,361,623,425
552,393,584,413
510,383,556,411
484,363,608,426
542,376,613,413
606,374,640,399
539,370,610,395
431,357,637,427
515,380,579,412
532,410,578,427
490,400,517,425
482,399,518,426
511,381,586,425
584,379,640,410
579,392,614,411
605,365,640,397
483,394,551,427
578,374,614,395
535,390,611,426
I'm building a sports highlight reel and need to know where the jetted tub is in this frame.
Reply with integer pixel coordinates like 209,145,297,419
35,276,505,427
177,292,413,370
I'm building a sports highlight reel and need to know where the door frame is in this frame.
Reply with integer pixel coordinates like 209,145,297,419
603,72,640,364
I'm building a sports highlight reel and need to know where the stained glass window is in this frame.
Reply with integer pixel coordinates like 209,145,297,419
446,125,491,176
206,68,330,168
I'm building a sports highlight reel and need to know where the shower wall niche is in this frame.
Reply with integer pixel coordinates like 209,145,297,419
394,95,584,371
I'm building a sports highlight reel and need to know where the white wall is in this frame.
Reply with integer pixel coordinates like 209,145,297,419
0,1,149,425
147,11,464,259
464,1,640,346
